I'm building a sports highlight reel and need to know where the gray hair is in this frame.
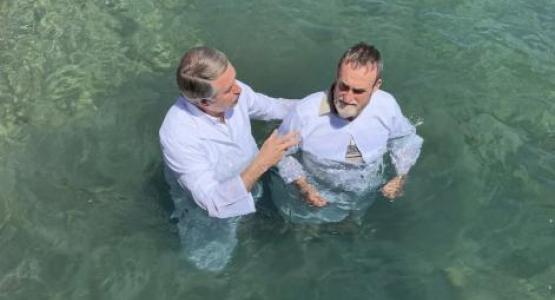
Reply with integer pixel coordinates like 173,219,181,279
337,42,383,79
176,47,229,104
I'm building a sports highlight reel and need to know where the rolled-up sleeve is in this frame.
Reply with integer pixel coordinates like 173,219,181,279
161,135,255,219
386,102,423,175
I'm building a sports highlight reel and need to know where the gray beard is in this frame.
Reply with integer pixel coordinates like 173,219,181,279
334,98,359,119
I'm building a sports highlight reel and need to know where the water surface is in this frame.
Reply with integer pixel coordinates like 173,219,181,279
1,0,554,299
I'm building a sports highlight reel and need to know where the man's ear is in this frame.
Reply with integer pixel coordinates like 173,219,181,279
374,78,383,90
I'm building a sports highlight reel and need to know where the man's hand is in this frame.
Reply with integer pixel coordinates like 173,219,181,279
241,130,299,191
381,175,406,200
256,130,299,170
294,177,327,207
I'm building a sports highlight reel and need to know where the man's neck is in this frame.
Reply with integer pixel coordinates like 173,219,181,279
198,105,225,123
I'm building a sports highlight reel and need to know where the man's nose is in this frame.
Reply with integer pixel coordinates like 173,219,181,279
342,90,356,104
232,82,241,94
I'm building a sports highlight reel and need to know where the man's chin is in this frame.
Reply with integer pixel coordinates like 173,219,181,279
336,106,359,119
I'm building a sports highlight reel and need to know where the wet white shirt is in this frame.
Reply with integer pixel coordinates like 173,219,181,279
160,81,294,219
278,89,423,184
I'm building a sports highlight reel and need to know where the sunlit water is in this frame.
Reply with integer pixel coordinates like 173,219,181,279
1,0,554,299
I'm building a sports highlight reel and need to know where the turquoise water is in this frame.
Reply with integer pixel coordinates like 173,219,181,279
1,0,554,299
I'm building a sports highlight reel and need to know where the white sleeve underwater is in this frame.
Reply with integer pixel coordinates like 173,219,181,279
386,102,423,175
276,106,306,183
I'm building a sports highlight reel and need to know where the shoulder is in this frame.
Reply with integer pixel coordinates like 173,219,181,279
159,98,201,148
371,90,403,115
373,90,399,106
293,91,327,115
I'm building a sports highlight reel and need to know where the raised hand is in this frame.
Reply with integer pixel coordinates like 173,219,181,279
241,130,299,191
256,130,299,170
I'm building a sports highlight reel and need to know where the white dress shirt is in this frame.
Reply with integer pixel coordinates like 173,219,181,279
160,80,294,219
274,89,423,223
159,81,294,271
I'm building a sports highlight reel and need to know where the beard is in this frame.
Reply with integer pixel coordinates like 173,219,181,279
334,97,359,119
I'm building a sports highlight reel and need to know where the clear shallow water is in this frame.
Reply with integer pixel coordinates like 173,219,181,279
1,0,554,299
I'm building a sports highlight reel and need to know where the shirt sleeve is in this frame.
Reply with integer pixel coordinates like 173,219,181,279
239,82,296,120
160,136,255,219
276,106,306,183
386,102,424,175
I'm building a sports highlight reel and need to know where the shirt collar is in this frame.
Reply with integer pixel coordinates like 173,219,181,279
318,85,336,116
180,96,226,125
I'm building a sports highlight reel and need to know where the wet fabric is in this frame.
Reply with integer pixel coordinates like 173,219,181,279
165,167,262,271
274,89,423,223
160,81,295,218
277,89,423,183
159,80,294,270
271,152,384,224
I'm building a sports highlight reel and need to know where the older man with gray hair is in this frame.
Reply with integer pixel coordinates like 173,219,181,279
273,42,423,224
159,47,298,271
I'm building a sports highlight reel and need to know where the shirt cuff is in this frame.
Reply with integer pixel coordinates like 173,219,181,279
208,176,256,218
277,156,306,184
390,134,423,175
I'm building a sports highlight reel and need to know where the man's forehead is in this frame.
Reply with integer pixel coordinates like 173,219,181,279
339,61,378,75
337,63,377,88
227,64,237,80
212,64,236,89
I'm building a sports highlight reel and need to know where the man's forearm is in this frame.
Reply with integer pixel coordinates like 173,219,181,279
240,130,299,191
293,176,327,207
293,177,312,194
240,158,269,192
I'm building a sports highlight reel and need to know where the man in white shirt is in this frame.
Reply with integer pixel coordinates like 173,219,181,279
159,47,298,270
275,43,423,224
